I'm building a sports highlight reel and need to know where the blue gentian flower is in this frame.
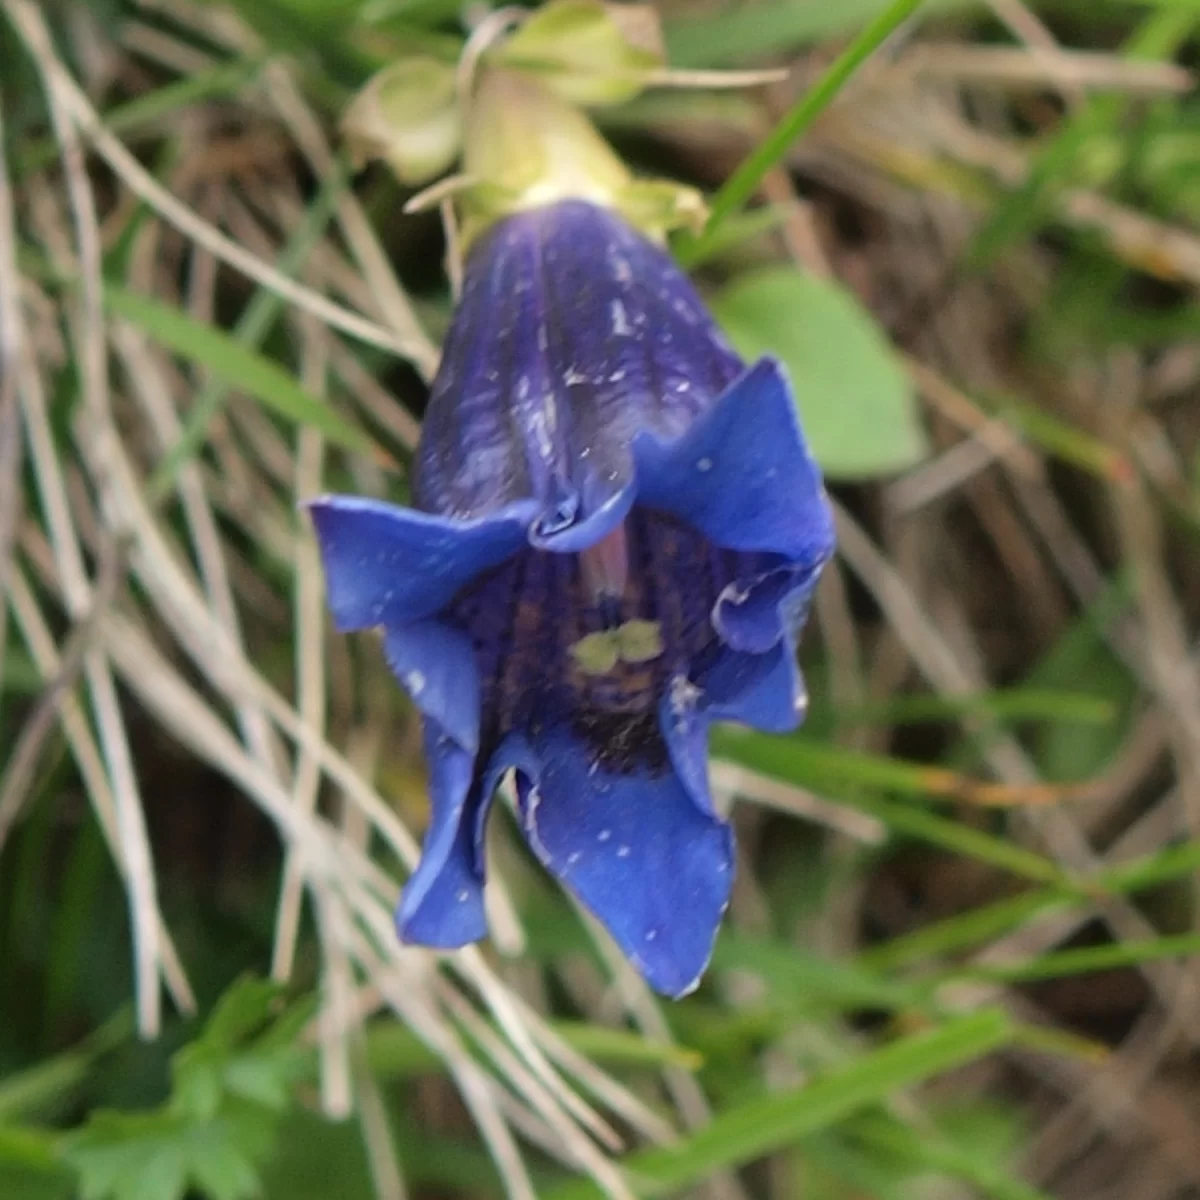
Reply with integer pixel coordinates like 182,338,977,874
309,199,834,997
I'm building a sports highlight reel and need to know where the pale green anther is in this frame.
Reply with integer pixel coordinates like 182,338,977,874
571,630,623,676
571,621,665,675
617,619,665,664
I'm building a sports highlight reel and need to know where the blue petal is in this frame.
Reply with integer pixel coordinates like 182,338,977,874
396,723,489,948
416,200,744,548
658,677,714,818
713,564,805,655
702,642,807,734
307,495,531,631
509,721,733,998
527,481,635,553
382,621,480,755
634,357,836,564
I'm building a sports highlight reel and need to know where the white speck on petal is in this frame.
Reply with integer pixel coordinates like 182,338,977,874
610,300,631,337
617,845,631,858
407,670,426,696
598,828,612,842
567,851,582,866
697,457,712,472
457,890,470,903
669,674,702,717
608,368,626,383
645,930,657,942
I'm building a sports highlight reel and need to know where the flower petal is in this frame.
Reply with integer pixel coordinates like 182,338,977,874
396,724,490,948
416,200,744,550
307,495,531,631
658,676,715,818
713,564,805,654
702,642,807,734
634,357,836,564
383,621,481,755
510,720,733,998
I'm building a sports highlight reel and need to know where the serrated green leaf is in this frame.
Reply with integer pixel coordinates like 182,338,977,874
65,1109,272,1200
710,267,927,479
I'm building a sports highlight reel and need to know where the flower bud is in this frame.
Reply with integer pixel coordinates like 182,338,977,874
492,0,665,107
341,57,462,186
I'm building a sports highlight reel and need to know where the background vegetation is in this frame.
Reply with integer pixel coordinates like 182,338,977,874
3,0,1200,1197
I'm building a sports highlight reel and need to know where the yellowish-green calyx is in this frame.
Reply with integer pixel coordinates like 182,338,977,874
454,68,707,248
341,57,462,187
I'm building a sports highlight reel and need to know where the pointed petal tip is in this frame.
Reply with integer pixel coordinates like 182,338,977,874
632,892,728,1000
633,355,836,566
396,885,488,950
514,720,734,999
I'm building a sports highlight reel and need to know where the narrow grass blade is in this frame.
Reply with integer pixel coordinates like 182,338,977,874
544,1009,1014,1199
700,0,925,235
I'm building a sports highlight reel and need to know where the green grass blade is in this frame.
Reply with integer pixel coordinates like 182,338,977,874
835,688,1116,728
544,1009,1015,1200
15,58,267,178
712,729,1071,886
700,0,925,236
145,171,346,500
108,286,374,461
847,1113,1054,1200
0,1011,132,1122
949,932,1200,986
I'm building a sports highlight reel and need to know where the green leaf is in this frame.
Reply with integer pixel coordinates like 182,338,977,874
104,286,375,459
947,931,1200,987
62,979,308,1200
65,1110,272,1200
543,1009,1015,1199
712,936,930,1014
710,267,927,479
0,1012,132,1123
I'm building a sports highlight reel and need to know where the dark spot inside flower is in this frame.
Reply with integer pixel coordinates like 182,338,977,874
446,509,776,763
570,708,669,775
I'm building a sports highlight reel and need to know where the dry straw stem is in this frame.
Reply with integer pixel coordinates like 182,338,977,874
832,502,1198,1021
4,0,432,369
272,333,330,987
0,92,23,714
10,33,168,1038
897,44,1193,93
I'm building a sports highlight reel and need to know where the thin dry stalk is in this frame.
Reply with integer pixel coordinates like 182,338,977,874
271,332,330,984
